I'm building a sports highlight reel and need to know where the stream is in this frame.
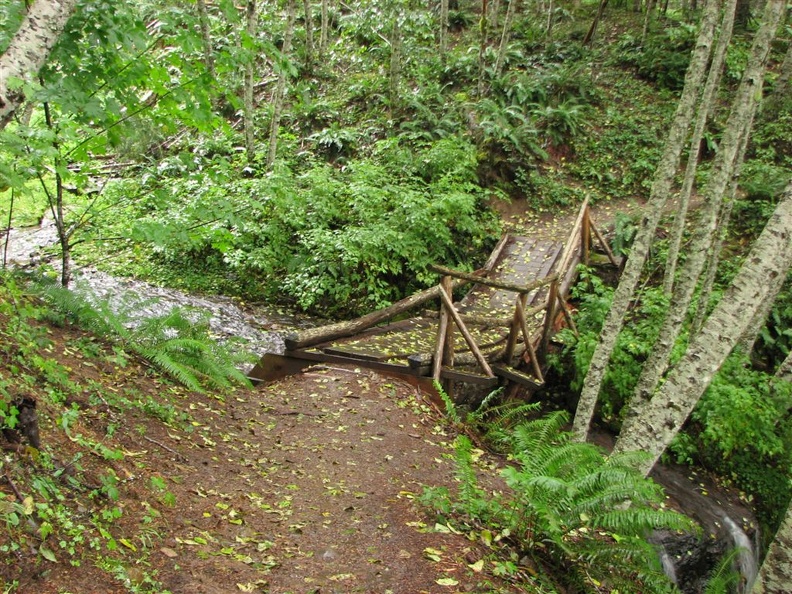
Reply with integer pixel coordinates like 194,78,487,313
1,220,315,358
2,220,764,593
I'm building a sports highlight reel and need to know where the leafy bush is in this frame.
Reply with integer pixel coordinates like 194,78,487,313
112,137,499,317
421,411,692,593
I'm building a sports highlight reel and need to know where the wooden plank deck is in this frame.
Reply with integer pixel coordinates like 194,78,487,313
249,234,568,388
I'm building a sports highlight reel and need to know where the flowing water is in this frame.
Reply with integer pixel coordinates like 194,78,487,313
2,220,315,359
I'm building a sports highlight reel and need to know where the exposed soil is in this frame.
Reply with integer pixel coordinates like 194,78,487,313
1,313,521,594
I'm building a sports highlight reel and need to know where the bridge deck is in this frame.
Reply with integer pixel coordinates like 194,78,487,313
273,236,566,386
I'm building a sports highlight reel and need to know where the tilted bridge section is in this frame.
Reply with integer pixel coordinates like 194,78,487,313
249,199,619,396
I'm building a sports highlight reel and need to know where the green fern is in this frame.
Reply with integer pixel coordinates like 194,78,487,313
32,282,252,393
424,411,695,593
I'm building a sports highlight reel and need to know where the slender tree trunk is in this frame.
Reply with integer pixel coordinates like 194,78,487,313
440,0,450,58
664,0,737,295
244,0,258,165
692,126,749,335
626,0,783,415
478,0,490,96
583,0,610,46
196,0,216,78
753,497,792,592
389,12,402,114
546,0,554,39
641,0,655,45
0,0,80,128
319,0,329,56
489,0,501,30
41,101,72,287
3,188,14,268
494,0,519,76
614,182,792,477
303,0,314,70
571,0,721,440
267,0,296,170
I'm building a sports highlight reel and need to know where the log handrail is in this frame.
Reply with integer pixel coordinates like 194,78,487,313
429,264,559,295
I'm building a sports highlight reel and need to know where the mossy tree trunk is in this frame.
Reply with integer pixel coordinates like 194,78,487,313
571,0,721,440
613,182,792,477
626,0,784,417
0,0,80,129
664,0,737,295
754,500,792,592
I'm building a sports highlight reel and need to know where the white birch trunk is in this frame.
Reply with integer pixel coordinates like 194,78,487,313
0,0,80,128
663,0,737,295
753,499,792,593
494,0,519,76
266,0,296,169
614,183,792,477
626,0,783,415
244,0,258,165
571,0,721,440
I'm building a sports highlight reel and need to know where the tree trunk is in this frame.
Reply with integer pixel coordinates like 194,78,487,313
478,0,489,96
494,0,519,77
0,0,80,129
303,0,314,70
389,11,402,113
244,0,258,165
571,0,721,440
267,0,296,170
196,0,216,78
641,0,655,45
664,0,737,295
614,181,792,477
440,0,450,58
319,0,329,57
627,0,783,415
753,498,792,592
583,0,610,47
489,0,501,30
767,41,792,110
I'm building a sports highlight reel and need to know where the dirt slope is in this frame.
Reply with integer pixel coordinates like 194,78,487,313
1,313,521,594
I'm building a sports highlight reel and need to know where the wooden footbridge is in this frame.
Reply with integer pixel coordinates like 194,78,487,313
249,200,619,396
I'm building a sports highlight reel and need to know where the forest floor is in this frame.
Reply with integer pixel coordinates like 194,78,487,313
0,305,526,594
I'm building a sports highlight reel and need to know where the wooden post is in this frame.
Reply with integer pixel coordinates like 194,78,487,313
438,288,495,377
581,203,591,266
433,277,455,381
540,279,559,359
515,298,545,383
503,293,527,364
556,293,579,337
589,220,620,267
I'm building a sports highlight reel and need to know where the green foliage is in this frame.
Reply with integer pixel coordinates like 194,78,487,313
108,137,498,317
552,269,669,428
33,280,252,393
422,412,692,593
616,24,696,90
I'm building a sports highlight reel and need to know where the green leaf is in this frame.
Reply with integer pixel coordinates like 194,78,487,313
39,545,57,562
